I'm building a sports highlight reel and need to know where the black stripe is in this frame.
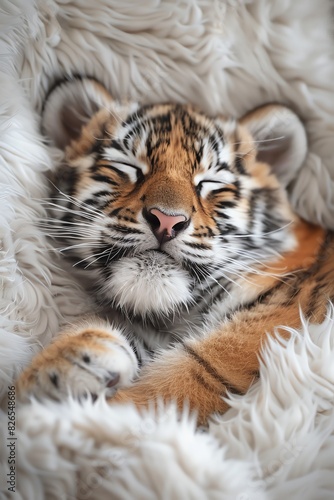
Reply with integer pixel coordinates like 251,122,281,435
294,230,332,284
183,344,244,395
107,224,143,235
216,211,230,220
211,187,236,196
219,223,238,235
84,198,111,209
108,207,121,217
216,162,229,172
92,174,118,186
110,140,128,155
98,163,129,181
92,190,112,198
118,215,138,224
234,156,247,176
127,339,142,367
216,201,236,209
306,283,327,318
124,107,148,126
240,282,284,311
184,242,211,250
109,160,145,184
194,143,204,170
42,74,101,113
193,371,221,394
208,133,220,155
100,233,139,244
123,123,144,149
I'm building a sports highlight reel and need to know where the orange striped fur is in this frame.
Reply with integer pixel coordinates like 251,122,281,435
16,78,333,424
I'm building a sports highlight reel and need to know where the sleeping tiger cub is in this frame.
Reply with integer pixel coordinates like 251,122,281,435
16,77,334,424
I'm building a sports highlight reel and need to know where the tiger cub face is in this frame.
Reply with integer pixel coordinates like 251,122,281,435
42,78,307,319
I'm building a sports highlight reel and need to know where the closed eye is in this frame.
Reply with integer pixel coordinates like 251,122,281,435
110,161,144,183
111,160,139,169
196,180,222,197
197,180,222,187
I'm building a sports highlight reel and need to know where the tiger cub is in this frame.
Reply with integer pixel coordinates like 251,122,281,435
16,77,334,424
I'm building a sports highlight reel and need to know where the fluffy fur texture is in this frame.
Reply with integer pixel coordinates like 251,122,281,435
1,0,334,497
2,318,334,498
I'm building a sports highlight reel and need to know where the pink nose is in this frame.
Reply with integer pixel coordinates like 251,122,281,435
150,208,187,237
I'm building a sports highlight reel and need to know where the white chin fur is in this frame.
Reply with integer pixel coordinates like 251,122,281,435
103,251,192,317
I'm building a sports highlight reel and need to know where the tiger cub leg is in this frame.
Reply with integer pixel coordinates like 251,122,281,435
112,303,323,424
16,321,138,403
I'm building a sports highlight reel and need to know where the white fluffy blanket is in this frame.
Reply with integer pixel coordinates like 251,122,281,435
1,1,334,498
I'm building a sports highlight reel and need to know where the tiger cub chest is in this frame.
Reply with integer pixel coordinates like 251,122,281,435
113,272,267,353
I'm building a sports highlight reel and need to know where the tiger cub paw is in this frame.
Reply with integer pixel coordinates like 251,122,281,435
16,323,138,403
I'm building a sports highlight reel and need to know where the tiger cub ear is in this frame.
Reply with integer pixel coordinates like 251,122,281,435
240,104,307,187
42,77,113,149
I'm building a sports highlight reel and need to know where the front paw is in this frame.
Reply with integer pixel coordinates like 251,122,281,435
16,323,138,402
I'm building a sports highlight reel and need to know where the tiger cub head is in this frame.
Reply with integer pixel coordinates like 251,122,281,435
42,77,307,318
